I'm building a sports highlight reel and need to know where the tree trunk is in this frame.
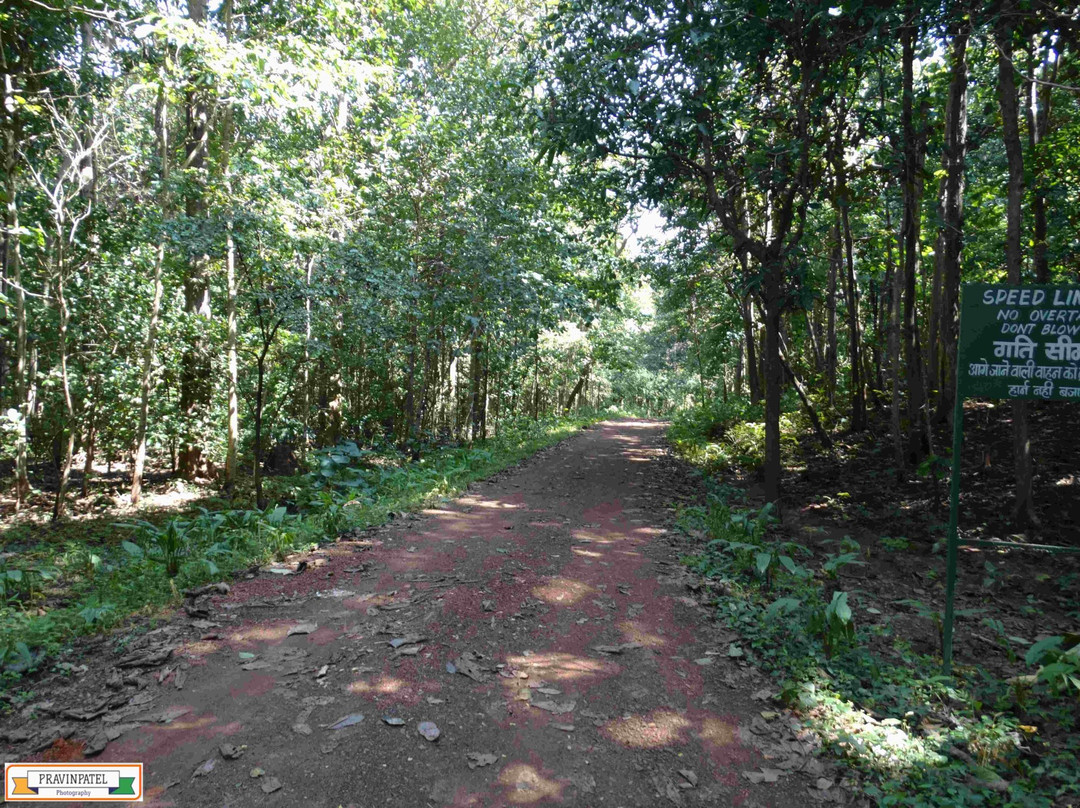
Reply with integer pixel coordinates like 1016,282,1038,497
178,0,212,480
131,80,169,505
222,0,239,496
81,392,96,498
564,360,594,413
761,261,784,506
936,21,969,422
826,224,839,409
839,193,865,430
997,18,1037,525
1025,39,1055,283
470,325,485,442
3,56,30,504
901,6,929,463
886,201,904,470
52,243,76,521
741,292,762,404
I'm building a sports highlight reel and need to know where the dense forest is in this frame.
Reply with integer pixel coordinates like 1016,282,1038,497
1,0,1079,804
0,0,654,521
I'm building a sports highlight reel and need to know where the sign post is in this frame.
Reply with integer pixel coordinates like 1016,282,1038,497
942,283,1080,674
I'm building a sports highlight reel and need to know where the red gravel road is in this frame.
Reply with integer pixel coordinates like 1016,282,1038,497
3,420,814,807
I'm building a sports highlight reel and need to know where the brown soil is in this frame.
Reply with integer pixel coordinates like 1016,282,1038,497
2,421,824,807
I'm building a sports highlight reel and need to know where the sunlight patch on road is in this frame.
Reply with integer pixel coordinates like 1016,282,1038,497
346,675,407,697
617,621,667,649
602,709,691,748
497,763,565,804
532,577,594,605
227,624,291,646
507,652,616,684
697,716,738,748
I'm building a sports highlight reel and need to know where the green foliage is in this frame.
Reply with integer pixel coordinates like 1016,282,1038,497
669,397,798,473
677,486,1079,807
1025,636,1080,697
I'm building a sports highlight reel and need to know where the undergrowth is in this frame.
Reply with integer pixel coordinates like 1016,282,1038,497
668,394,800,473
676,483,1080,808
0,412,601,688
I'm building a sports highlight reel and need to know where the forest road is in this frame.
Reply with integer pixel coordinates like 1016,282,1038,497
15,420,815,807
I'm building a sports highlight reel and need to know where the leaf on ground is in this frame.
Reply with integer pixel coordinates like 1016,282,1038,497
452,652,488,682
530,699,576,715
742,768,784,784
389,635,426,648
591,643,643,655
467,752,498,769
191,758,216,779
327,713,364,730
156,706,192,724
249,767,264,779
382,717,405,726
287,622,318,636
83,732,108,757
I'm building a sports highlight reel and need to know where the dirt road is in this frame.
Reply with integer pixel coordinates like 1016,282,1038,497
6,421,816,807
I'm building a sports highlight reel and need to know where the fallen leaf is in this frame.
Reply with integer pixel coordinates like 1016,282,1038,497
287,622,318,636
382,717,405,726
678,769,698,787
591,643,643,655
452,652,488,682
530,699,576,715
249,767,265,779
191,758,216,779
742,768,783,784
328,713,365,730
156,706,192,724
83,732,108,757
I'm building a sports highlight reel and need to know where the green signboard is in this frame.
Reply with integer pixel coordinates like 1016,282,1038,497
942,283,1080,674
957,283,1080,400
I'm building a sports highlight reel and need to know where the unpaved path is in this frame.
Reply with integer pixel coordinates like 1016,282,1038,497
4,420,815,807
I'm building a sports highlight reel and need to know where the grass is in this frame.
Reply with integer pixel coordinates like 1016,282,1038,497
0,411,603,689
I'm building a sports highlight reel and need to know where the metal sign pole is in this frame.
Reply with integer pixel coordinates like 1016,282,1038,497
941,388,964,675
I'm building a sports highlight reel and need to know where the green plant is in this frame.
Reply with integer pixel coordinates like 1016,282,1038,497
120,519,194,578
879,535,911,552
1025,636,1080,697
809,590,855,656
